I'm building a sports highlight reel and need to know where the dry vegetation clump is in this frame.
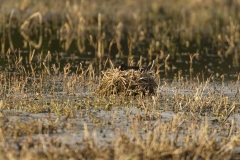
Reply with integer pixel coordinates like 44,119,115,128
95,69,157,96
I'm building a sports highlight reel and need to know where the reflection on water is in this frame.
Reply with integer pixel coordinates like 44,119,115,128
0,17,239,81
0,48,238,82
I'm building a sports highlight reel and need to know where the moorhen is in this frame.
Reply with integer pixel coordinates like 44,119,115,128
118,64,139,71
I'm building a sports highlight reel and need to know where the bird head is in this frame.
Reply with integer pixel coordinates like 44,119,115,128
118,64,126,71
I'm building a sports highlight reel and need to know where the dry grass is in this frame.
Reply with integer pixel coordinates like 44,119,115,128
95,69,157,96
0,0,240,159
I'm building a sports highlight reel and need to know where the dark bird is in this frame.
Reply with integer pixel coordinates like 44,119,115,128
118,64,139,71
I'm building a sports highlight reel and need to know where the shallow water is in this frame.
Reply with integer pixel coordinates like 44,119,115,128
2,79,240,147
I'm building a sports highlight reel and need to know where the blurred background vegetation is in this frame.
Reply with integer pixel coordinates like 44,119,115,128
0,0,240,77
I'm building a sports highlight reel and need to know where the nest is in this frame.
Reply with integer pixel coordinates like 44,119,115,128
95,69,157,96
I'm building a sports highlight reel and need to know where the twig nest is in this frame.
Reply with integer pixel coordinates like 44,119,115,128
95,69,157,96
